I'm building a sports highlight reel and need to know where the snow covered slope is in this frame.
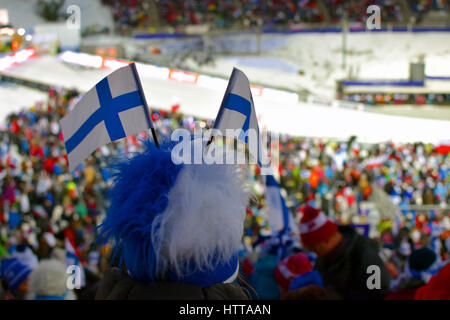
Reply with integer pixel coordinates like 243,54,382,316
189,32,450,99
3,55,449,144
0,83,47,122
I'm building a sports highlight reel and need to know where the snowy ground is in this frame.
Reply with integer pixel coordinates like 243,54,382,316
81,32,450,99
0,83,47,123
2,55,449,144
187,32,450,99
365,105,450,121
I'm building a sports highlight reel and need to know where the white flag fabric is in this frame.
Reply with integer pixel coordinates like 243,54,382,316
213,68,264,166
60,63,154,171
265,174,299,235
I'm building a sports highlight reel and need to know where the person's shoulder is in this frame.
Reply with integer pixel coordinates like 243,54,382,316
204,283,252,300
96,267,204,300
95,267,136,299
96,267,251,300
131,282,251,300
340,225,378,253
130,280,206,300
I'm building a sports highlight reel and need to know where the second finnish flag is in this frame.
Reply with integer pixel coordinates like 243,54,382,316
213,67,264,166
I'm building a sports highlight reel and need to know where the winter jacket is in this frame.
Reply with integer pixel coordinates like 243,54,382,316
95,267,251,300
315,226,391,300
385,286,422,300
246,254,280,300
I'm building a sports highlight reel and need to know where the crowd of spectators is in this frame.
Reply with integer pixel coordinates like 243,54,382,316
100,0,450,33
408,0,449,23
409,0,449,13
102,0,324,32
325,0,404,24
0,87,448,299
343,93,450,106
101,0,152,33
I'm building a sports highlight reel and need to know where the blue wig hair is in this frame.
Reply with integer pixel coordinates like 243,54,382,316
98,140,183,283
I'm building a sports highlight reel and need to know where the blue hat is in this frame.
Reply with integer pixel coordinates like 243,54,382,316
289,270,324,291
409,247,437,272
408,247,446,283
99,140,249,287
0,258,33,290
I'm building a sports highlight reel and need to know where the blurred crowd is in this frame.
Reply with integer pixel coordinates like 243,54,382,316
0,87,448,300
102,0,324,32
101,0,152,33
326,0,404,23
343,93,450,106
409,0,449,13
408,0,450,23
100,0,450,33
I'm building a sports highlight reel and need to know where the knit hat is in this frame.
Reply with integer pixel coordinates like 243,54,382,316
299,205,338,248
0,257,32,290
28,259,72,300
407,247,447,283
408,247,437,272
289,270,324,291
10,245,38,270
274,252,312,292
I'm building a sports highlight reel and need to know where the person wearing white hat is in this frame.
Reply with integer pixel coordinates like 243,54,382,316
27,259,76,300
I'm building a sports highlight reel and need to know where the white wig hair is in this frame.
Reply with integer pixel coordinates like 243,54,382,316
152,143,250,278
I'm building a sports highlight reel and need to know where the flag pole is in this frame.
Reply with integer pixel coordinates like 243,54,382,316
130,62,159,148
205,68,237,152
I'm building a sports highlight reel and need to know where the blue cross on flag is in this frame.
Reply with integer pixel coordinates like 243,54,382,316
213,68,264,166
60,63,154,171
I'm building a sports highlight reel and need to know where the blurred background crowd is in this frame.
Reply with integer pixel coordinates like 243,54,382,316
0,87,448,300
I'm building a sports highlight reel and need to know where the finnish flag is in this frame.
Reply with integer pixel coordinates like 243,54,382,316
214,68,264,166
265,174,299,235
60,63,154,171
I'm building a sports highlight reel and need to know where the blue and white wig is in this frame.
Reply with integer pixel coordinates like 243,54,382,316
98,139,249,287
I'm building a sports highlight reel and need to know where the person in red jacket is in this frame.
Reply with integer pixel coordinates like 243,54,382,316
415,263,450,300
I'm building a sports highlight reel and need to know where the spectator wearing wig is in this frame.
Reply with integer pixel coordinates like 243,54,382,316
95,140,251,299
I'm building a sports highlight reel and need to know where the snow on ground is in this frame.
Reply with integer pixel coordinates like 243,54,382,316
188,32,450,99
184,56,333,97
4,55,110,91
0,0,113,31
365,105,450,121
2,55,449,144
0,83,47,122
